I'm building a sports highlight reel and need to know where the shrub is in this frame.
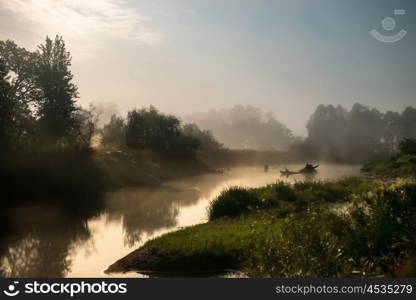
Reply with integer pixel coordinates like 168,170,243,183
208,187,262,220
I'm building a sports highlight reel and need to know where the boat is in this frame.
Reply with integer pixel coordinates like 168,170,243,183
280,167,300,176
280,164,319,176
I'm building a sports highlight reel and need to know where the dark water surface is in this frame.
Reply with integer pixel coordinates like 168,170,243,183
0,164,361,277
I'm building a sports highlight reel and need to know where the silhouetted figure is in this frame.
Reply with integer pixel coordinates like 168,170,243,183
300,163,319,173
264,164,269,172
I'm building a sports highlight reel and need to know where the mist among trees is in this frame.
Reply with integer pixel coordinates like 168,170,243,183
299,103,416,163
1,35,416,174
185,105,295,150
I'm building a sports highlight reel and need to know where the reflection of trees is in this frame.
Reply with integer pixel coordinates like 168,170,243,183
0,197,102,277
105,174,232,247
105,186,200,247
0,219,91,277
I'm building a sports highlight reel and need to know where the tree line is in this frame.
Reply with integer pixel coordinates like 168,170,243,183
2,36,415,165
0,36,222,160
101,106,222,157
300,103,416,163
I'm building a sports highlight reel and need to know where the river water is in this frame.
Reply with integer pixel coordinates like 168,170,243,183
0,164,361,277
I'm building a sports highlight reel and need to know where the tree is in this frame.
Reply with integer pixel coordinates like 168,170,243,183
125,106,181,151
399,107,416,139
101,114,126,150
346,103,384,159
0,40,36,149
399,138,416,156
182,123,222,152
305,103,388,162
383,111,401,153
305,104,348,161
0,40,38,105
0,60,14,148
34,36,78,146
74,104,100,150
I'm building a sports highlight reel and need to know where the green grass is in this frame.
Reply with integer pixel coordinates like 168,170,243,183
145,214,281,271
208,177,378,221
119,177,416,277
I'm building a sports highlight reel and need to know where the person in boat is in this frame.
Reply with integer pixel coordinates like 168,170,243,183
302,163,318,173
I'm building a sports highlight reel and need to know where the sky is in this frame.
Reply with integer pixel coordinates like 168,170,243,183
0,0,415,135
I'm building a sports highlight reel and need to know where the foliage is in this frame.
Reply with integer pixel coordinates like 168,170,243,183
399,138,416,156
208,187,262,220
35,36,79,146
0,36,96,151
101,114,126,149
182,123,222,152
135,179,416,277
125,106,181,151
0,41,36,149
362,138,416,177
305,103,416,163
103,107,224,158
73,104,101,150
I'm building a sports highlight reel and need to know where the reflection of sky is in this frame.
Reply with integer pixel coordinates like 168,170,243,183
1,0,415,134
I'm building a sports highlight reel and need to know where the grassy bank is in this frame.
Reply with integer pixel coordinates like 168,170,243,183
108,177,416,277
362,138,416,178
362,155,416,178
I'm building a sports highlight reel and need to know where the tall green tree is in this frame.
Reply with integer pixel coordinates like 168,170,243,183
34,35,78,146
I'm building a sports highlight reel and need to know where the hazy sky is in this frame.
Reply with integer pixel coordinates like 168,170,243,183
0,0,415,134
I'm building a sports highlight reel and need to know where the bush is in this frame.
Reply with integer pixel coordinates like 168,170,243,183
208,187,261,220
399,138,416,156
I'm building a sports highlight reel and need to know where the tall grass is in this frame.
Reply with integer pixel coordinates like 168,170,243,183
208,177,377,221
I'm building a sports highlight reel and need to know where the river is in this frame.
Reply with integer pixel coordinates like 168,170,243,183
0,164,361,277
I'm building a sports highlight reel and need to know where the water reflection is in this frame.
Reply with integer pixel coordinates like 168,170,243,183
104,186,200,246
0,205,94,277
0,165,362,277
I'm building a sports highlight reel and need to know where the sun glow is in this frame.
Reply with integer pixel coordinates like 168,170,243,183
1,0,164,53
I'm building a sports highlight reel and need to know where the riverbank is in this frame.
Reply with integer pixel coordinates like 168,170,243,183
362,138,416,179
107,177,416,277
0,149,212,213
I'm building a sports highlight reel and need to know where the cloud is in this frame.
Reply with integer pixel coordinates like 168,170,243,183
0,0,164,54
